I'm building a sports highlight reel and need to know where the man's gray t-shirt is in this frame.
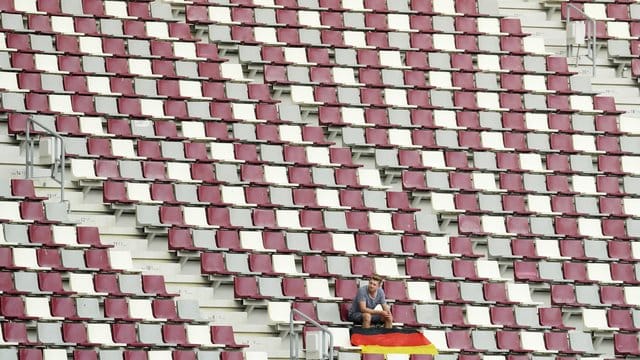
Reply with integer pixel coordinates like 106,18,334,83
349,286,387,317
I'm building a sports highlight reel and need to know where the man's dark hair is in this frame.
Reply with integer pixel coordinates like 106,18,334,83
370,274,384,284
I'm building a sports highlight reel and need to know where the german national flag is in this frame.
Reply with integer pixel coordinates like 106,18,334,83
350,328,439,354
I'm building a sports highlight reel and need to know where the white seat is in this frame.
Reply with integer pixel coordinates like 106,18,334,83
358,168,387,188
333,67,359,86
481,131,507,150
141,98,166,118
104,1,130,18
466,305,498,328
210,142,239,162
280,125,304,144
528,194,554,214
570,95,598,113
0,202,23,222
111,139,137,158
369,212,395,232
254,26,280,45
572,175,599,194
146,21,169,39
578,218,606,239
582,308,617,331
129,58,153,76
477,54,504,72
291,85,320,105
388,128,413,148
622,156,640,175
432,0,460,15
209,6,237,24
183,207,211,228
341,107,366,126
332,233,361,254
430,193,460,214
129,298,158,321
87,323,122,346
506,283,541,305
587,262,619,284
520,331,554,353
267,301,293,324
244,352,269,360
388,14,411,32
49,94,74,114
429,71,455,89
0,71,19,91
523,75,550,93
525,113,551,132
328,327,359,350
619,115,640,134
186,324,221,347
167,162,196,183
379,50,405,68
406,281,438,303
477,92,506,111
127,182,153,203
109,249,134,271
298,11,323,29
15,0,38,12
174,42,200,60
87,76,112,94
384,88,410,107
481,215,511,236
69,273,104,295
221,186,248,206
316,188,342,208
624,286,640,307
478,18,503,35
473,172,502,192
523,36,551,55
181,122,207,139
476,260,505,281
273,254,307,276
13,247,46,269
43,349,68,360
276,209,303,229
422,330,452,352
535,239,564,259
148,351,172,360
425,236,453,256
306,278,341,300
52,225,80,247
25,297,57,319
433,34,460,52
572,134,598,153
79,36,105,55
221,63,249,82
583,3,609,20
306,146,332,166
240,231,270,252
344,31,367,48
179,80,203,98
374,257,406,279
264,166,290,185
519,153,548,172
624,198,640,217
421,150,451,169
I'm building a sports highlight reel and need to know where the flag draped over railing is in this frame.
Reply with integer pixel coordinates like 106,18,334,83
350,328,439,354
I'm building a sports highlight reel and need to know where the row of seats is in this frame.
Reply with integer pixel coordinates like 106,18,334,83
513,260,633,285
106,181,415,210
186,4,517,34
407,170,640,196
0,0,174,19
231,274,538,305
0,348,262,360
0,223,108,248
136,203,442,234
171,227,474,255
487,237,640,263
457,214,640,239
0,320,234,349
329,326,598,355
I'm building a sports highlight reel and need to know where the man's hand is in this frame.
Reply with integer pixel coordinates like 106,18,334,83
378,309,392,319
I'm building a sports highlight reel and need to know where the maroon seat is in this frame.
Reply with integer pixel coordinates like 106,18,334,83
614,333,640,356
212,325,248,349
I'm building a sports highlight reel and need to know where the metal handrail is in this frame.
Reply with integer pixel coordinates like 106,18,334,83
25,117,65,203
565,3,597,76
290,308,334,360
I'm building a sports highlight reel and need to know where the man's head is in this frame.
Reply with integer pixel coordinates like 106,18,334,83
367,274,384,294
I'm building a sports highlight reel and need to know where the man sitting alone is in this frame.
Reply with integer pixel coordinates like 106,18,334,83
347,274,393,328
